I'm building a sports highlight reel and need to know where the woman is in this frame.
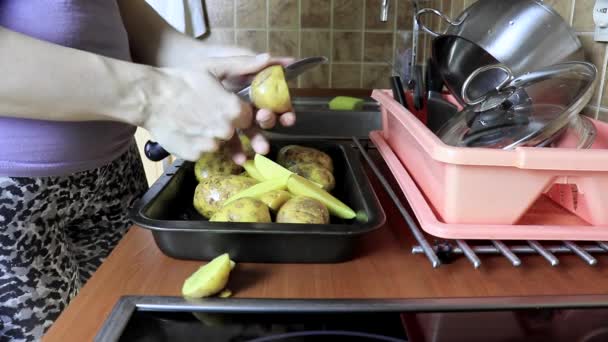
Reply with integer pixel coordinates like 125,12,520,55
0,1,295,340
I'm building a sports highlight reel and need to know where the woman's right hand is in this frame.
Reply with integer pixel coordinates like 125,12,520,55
140,53,292,163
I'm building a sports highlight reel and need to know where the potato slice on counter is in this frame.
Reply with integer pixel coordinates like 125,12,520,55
277,196,330,224
182,253,234,298
210,197,272,223
287,174,356,219
242,160,267,182
224,178,288,205
259,190,292,212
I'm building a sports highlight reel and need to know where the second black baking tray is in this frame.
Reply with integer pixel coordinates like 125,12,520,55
130,139,386,263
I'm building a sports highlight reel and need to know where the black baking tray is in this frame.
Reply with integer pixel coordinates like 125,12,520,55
130,139,386,263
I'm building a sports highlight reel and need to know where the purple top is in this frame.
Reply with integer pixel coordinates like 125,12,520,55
0,0,137,177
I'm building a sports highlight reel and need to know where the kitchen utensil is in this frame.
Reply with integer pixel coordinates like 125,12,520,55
425,58,459,132
390,75,409,110
372,88,608,227
436,61,597,149
370,130,608,240
130,139,385,263
417,0,583,106
144,56,328,162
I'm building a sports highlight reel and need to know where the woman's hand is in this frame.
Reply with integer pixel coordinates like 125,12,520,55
141,53,295,163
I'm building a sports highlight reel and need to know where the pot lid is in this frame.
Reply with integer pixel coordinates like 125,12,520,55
436,62,597,149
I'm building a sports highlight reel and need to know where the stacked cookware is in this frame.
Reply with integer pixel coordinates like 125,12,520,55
415,0,598,150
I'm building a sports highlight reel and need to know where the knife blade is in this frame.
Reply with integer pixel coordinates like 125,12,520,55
236,56,328,100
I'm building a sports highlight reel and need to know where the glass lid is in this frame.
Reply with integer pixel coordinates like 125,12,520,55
436,62,597,149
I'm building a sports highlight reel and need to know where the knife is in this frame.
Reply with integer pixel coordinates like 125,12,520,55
144,56,328,162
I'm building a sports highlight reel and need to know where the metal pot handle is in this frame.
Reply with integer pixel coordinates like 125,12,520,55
415,8,466,37
461,64,514,106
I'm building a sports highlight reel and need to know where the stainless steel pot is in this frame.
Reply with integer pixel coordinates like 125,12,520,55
416,0,584,106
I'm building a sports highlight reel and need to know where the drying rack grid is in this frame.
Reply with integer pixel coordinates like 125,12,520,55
353,137,608,269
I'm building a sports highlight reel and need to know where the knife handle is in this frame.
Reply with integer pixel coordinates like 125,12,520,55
144,140,170,161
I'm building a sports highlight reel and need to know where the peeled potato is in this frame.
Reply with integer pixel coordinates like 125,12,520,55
250,65,292,113
182,253,233,298
259,190,292,212
242,160,266,182
224,178,288,206
254,154,293,181
287,174,355,219
276,196,330,224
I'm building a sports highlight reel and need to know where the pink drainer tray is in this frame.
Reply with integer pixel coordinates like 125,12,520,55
370,131,608,241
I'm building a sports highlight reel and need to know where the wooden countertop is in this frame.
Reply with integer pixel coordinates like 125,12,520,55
42,89,608,341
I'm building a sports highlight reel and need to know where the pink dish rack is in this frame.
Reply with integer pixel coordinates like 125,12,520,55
371,89,608,240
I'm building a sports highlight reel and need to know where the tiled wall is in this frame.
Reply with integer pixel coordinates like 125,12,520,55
203,0,608,118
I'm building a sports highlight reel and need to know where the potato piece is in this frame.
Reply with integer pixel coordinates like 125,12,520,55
193,176,258,218
277,145,333,172
218,289,232,298
287,174,356,219
276,196,330,224
250,65,292,113
194,149,242,182
254,154,293,181
259,190,292,212
224,178,288,205
182,253,232,298
288,162,335,192
242,160,266,182
209,197,271,223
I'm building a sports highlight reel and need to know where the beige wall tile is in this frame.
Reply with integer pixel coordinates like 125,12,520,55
464,0,477,7
362,65,391,89
331,64,362,88
366,0,395,30
573,0,595,31
301,31,331,59
333,31,362,62
236,30,267,53
205,0,235,28
450,0,466,18
236,0,267,29
301,0,330,28
334,0,364,30
300,64,330,88
202,30,235,44
542,0,573,22
580,35,607,103
269,0,298,28
269,31,298,57
364,32,394,62
397,0,414,30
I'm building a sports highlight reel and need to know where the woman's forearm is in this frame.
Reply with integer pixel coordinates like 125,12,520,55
0,26,161,125
117,0,253,68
